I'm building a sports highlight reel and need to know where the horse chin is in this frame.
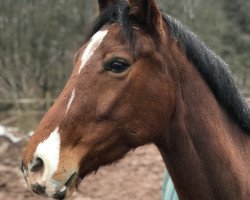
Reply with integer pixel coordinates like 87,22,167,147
54,165,97,200
53,173,79,200
53,187,75,200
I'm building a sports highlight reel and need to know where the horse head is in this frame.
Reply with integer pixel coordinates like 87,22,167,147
21,0,176,199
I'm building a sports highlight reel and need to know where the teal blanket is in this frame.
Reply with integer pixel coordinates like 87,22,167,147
162,172,179,200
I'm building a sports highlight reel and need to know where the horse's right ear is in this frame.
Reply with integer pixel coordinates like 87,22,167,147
98,0,114,12
129,0,163,36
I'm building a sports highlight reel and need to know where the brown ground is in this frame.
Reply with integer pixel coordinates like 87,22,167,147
0,136,165,200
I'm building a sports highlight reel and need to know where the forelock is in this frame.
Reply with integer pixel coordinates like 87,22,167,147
87,0,135,50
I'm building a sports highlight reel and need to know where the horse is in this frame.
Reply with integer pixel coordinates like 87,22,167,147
21,0,250,199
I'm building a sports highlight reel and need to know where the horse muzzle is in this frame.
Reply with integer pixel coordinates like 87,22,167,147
21,159,78,199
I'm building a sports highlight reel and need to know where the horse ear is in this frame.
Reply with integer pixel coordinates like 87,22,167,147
98,0,113,12
129,0,162,32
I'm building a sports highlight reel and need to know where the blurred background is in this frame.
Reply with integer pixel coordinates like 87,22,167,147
0,0,249,200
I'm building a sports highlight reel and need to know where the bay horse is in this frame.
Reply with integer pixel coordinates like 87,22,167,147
21,0,250,199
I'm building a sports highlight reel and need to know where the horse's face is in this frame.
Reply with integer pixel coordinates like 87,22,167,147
21,1,176,199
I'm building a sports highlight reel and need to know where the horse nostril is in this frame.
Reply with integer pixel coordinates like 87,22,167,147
30,157,44,173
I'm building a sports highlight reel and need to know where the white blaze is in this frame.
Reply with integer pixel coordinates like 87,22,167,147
33,127,61,181
78,30,109,73
66,89,75,114
29,29,109,187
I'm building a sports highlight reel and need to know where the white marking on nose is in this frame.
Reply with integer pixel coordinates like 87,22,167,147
78,30,109,73
33,127,61,181
66,89,75,114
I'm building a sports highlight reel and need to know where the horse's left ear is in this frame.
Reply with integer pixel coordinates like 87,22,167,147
129,0,163,34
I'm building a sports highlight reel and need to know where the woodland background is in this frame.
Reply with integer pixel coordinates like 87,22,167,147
0,1,249,200
0,0,249,131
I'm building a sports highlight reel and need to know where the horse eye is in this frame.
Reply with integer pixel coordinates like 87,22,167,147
104,59,130,73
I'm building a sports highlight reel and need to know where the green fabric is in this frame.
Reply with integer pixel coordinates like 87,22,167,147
162,171,179,200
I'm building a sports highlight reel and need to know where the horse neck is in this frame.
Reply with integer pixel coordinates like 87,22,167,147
156,46,250,200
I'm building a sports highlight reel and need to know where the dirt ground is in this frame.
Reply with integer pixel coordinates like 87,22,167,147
0,136,165,200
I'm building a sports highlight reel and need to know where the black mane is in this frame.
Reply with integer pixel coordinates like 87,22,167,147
90,1,250,133
163,15,250,133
